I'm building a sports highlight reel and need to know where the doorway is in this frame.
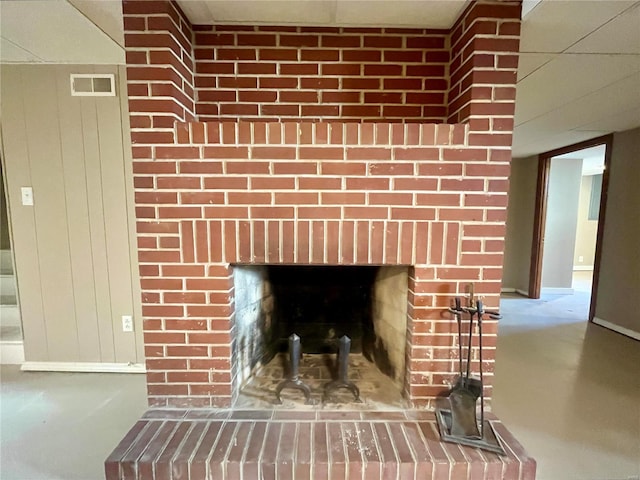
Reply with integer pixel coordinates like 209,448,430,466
529,135,612,322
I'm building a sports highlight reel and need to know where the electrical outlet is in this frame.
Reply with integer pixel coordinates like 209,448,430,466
122,315,134,332
579,256,584,262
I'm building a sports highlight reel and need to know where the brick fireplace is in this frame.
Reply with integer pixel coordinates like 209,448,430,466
124,0,521,410
106,1,540,477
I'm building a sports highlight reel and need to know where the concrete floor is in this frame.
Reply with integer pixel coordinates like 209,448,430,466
0,368,147,480
493,273,640,480
1,273,638,479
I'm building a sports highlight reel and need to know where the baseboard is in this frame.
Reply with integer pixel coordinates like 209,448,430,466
20,361,146,373
541,287,574,295
0,341,25,364
501,287,529,297
592,317,640,341
573,266,594,271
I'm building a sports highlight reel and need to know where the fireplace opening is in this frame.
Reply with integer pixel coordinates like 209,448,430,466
232,265,409,408
269,265,377,355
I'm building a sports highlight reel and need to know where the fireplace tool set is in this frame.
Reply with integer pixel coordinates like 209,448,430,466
275,333,360,405
435,294,506,455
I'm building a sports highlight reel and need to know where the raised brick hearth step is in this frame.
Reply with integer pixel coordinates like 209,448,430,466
106,409,535,480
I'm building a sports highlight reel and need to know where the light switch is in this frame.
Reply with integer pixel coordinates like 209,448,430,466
21,187,34,206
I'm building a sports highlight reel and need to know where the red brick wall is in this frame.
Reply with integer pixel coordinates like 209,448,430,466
124,0,195,140
124,0,521,408
448,1,520,127
171,122,468,268
192,26,450,123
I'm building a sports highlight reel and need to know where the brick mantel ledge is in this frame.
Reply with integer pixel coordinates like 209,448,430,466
170,121,469,147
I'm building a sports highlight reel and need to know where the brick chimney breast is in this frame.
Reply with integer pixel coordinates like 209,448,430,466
123,0,521,408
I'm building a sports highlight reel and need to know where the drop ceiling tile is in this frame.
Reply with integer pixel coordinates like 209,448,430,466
517,52,557,80
0,38,43,62
513,128,609,158
566,2,640,54
521,0,543,18
198,1,335,25
0,0,123,64
520,0,635,53
177,0,465,28
575,106,640,134
515,54,640,125
513,73,640,156
175,1,212,25
67,0,125,48
520,71,640,131
334,0,465,28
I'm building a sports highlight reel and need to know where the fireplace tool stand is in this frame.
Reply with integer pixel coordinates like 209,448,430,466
436,297,506,455
275,334,314,405
323,335,361,402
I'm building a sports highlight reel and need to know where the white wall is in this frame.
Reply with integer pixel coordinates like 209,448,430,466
541,157,582,290
573,175,599,268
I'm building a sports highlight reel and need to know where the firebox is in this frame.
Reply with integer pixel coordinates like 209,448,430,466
232,265,409,406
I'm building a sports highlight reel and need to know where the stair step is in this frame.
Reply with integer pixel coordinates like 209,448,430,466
0,250,12,275
0,340,24,364
0,274,16,299
0,304,21,328
0,324,22,342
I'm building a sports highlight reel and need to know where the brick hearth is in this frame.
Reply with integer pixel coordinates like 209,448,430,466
106,409,536,480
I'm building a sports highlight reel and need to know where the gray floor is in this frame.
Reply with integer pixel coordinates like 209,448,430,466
0,368,147,480
1,273,639,480
493,274,640,480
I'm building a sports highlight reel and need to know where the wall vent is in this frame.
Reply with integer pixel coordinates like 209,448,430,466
70,74,116,96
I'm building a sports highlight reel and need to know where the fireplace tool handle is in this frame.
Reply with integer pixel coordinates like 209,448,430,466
448,295,479,397
476,300,485,438
448,297,465,382
464,300,475,389
275,334,314,405
474,300,502,438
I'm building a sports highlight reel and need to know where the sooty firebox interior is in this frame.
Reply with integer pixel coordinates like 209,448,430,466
268,265,377,354
233,265,409,401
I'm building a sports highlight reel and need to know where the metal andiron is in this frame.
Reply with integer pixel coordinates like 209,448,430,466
323,335,361,402
275,333,313,405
